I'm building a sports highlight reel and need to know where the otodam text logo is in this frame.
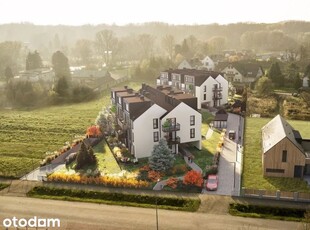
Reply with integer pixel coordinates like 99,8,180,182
2,216,60,228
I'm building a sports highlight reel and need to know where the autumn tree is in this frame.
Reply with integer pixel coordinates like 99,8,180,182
255,76,274,96
183,170,203,188
86,125,101,137
149,139,175,172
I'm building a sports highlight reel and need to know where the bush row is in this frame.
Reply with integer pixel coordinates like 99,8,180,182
229,203,306,220
27,186,200,211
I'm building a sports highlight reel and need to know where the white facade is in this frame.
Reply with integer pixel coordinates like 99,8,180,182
161,102,202,150
222,66,243,82
178,60,192,69
215,74,228,105
132,104,167,159
201,56,215,71
195,74,228,109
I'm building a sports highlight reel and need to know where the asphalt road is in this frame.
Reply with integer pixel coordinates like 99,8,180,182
0,196,301,230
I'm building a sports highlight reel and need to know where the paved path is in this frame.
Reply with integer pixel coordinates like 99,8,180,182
21,163,65,181
0,196,301,230
202,113,242,196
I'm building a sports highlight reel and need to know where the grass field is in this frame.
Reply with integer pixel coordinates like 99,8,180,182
243,117,310,192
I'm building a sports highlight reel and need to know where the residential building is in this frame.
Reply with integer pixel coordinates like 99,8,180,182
213,109,228,129
111,84,202,159
216,62,264,84
261,115,310,178
13,68,55,83
201,56,215,71
157,69,228,109
178,60,193,69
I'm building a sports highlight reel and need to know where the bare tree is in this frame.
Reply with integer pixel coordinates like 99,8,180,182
161,34,175,61
138,34,155,59
96,30,118,67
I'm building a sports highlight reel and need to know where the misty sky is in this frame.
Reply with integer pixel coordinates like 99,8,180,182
1,0,310,25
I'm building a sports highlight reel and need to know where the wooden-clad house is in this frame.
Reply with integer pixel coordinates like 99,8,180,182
262,115,310,178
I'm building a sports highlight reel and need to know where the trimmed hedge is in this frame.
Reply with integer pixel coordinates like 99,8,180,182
229,203,306,221
27,186,200,211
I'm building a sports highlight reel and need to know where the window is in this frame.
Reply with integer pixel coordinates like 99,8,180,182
153,118,158,129
190,115,195,126
266,168,285,173
204,86,206,92
282,150,287,162
190,128,195,138
153,132,159,142
203,94,206,100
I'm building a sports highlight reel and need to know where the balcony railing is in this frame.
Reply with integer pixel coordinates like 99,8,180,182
213,94,223,100
167,136,180,144
212,86,223,91
162,123,180,132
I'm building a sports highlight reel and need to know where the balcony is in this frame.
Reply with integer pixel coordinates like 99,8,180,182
212,86,223,91
118,119,128,130
213,94,223,100
162,123,180,132
167,136,180,144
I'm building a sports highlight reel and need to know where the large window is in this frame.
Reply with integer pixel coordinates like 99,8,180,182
153,132,159,142
204,86,207,92
203,94,206,100
153,118,158,129
282,150,287,162
190,115,195,126
190,128,195,138
266,168,284,173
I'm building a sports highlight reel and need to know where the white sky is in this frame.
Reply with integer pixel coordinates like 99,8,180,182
0,0,309,26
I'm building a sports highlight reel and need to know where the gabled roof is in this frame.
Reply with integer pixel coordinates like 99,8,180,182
261,115,304,154
214,109,228,121
216,62,263,78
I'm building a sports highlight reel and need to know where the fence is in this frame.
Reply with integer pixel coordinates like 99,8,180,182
241,187,310,202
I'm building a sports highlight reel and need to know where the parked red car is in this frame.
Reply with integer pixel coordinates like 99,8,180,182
206,174,218,191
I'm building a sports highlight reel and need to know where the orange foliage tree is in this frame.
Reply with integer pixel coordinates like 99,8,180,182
86,125,101,137
183,170,203,187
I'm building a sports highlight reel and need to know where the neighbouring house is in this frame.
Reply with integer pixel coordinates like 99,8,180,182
213,109,228,129
261,115,310,178
71,69,115,90
178,60,193,69
201,56,215,71
13,68,55,83
216,62,264,84
111,84,202,159
156,69,228,109
303,76,309,88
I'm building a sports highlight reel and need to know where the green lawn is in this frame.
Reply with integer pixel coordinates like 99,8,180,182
0,80,150,178
243,117,310,192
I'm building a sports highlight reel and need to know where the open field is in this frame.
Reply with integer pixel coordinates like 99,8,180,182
242,117,310,192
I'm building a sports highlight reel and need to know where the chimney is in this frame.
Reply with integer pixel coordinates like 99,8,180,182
135,92,139,97
169,90,174,95
127,88,133,94
140,95,144,101
124,85,128,89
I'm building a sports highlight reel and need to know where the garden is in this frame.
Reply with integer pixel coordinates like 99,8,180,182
242,117,310,192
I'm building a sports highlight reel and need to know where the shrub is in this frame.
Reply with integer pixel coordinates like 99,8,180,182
166,177,179,189
147,170,162,182
183,170,203,188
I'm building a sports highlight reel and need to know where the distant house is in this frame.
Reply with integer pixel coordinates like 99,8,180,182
213,109,228,129
217,62,264,84
303,76,309,88
201,56,215,71
178,60,193,69
261,115,310,178
157,69,228,109
13,68,55,83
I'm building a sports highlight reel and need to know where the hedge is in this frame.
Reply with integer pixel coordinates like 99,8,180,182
27,186,200,212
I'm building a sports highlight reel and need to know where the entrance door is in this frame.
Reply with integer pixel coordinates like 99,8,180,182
294,165,303,178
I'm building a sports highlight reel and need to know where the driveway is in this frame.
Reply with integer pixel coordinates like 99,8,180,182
202,113,243,196
21,163,65,181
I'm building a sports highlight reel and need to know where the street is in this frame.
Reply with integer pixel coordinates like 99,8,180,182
0,196,301,230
